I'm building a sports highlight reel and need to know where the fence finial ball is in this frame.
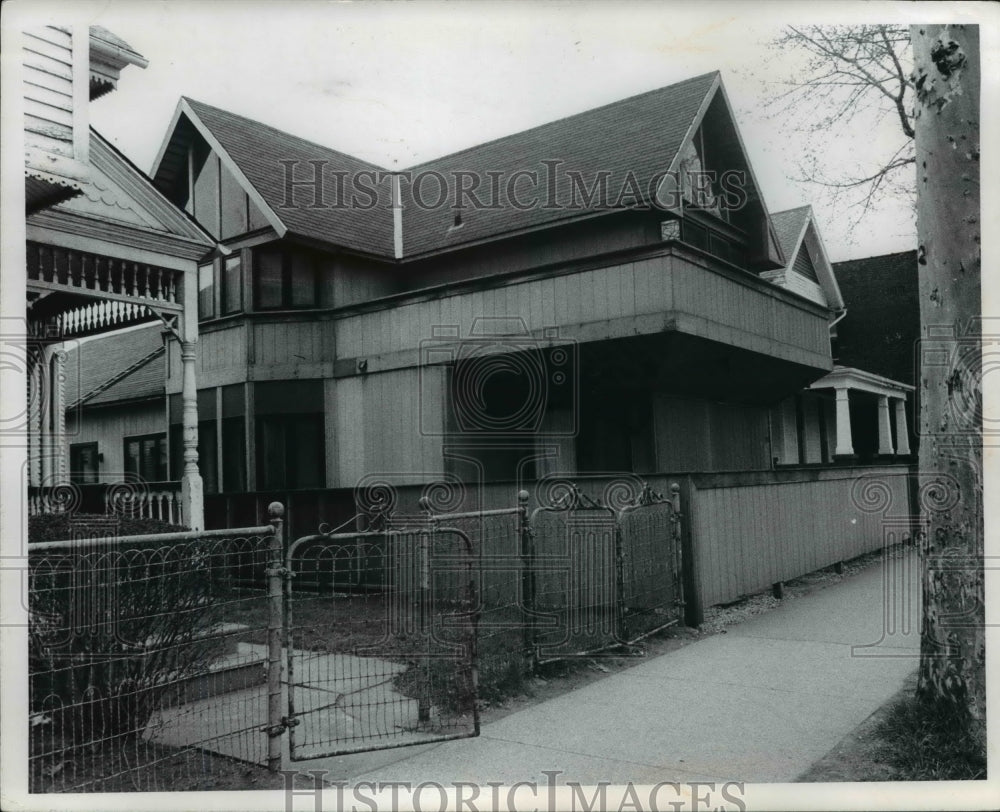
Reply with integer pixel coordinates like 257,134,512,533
670,483,680,495
517,489,530,505
268,502,285,519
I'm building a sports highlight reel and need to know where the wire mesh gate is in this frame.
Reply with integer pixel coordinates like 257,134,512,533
283,519,480,760
526,482,684,662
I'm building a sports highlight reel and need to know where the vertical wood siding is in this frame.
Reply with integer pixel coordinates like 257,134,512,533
328,368,445,487
250,319,336,366
335,253,829,366
689,466,913,609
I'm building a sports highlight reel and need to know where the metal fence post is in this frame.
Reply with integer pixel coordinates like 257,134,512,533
266,501,285,772
516,489,535,674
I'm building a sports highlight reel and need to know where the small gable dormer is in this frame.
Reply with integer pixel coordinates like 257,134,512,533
764,205,844,312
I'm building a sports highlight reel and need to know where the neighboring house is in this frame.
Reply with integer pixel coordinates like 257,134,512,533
24,26,147,213
56,70,914,534
22,26,216,527
833,250,920,455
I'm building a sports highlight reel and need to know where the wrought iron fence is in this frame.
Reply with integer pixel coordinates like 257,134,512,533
27,478,684,791
27,507,283,792
283,520,480,760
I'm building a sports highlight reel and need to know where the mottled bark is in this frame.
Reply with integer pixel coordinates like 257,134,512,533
910,24,984,747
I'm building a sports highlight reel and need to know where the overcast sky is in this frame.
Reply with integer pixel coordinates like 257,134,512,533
22,1,957,261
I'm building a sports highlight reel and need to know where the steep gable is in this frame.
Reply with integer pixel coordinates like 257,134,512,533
767,206,843,311
31,129,215,252
151,98,396,257
400,72,719,256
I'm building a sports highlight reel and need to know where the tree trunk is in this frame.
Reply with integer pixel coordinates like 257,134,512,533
910,24,984,748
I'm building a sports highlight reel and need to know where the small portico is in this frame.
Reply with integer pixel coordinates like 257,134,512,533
808,366,914,459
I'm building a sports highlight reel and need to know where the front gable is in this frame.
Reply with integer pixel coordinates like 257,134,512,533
150,102,282,243
660,77,785,271
765,206,844,311
27,129,216,263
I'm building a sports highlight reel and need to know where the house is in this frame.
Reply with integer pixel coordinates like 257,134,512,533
21,26,216,528
53,70,914,542
832,250,920,456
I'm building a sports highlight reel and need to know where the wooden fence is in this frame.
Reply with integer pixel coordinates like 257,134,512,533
204,463,917,625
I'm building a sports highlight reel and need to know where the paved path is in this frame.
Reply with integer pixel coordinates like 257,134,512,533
299,548,921,785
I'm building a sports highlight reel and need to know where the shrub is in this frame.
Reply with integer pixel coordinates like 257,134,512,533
28,515,234,746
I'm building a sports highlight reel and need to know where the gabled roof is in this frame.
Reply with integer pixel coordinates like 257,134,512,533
771,205,812,261
49,128,216,249
401,72,721,256
63,325,165,410
149,71,785,265
151,98,396,258
768,205,844,311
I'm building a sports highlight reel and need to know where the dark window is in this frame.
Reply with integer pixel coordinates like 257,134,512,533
198,262,215,319
255,247,283,309
222,255,243,314
256,415,324,489
69,442,99,484
254,380,324,489
124,433,168,483
221,383,246,492
254,245,319,309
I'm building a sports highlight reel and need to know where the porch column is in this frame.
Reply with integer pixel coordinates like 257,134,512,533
39,344,53,485
180,340,204,530
51,347,67,481
877,395,895,455
894,398,911,455
834,387,854,457
27,355,42,487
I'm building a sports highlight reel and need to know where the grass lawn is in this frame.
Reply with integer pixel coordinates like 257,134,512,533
799,670,986,782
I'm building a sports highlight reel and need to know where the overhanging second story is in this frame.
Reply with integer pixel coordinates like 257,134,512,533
149,72,837,396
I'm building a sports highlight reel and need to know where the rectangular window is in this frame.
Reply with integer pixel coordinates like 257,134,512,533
256,415,324,489
254,245,319,309
254,380,324,489
69,442,99,484
289,251,318,307
198,262,215,319
255,247,283,309
222,255,243,315
123,433,167,482
221,383,246,492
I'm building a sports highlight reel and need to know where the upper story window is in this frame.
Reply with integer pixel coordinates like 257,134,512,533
198,262,215,320
222,255,243,314
254,245,319,310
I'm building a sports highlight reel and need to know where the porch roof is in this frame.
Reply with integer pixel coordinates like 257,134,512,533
808,365,914,398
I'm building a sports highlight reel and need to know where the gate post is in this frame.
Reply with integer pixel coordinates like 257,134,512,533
266,502,285,772
516,490,536,673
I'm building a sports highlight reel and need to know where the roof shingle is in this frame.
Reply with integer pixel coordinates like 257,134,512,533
182,98,397,258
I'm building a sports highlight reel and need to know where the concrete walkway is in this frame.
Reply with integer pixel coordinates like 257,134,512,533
301,548,921,785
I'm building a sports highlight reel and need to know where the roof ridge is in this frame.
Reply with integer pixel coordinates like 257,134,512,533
403,71,720,171
182,96,391,172
772,204,812,217
833,249,918,266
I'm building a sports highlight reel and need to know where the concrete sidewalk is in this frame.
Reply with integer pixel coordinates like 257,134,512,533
299,549,922,785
